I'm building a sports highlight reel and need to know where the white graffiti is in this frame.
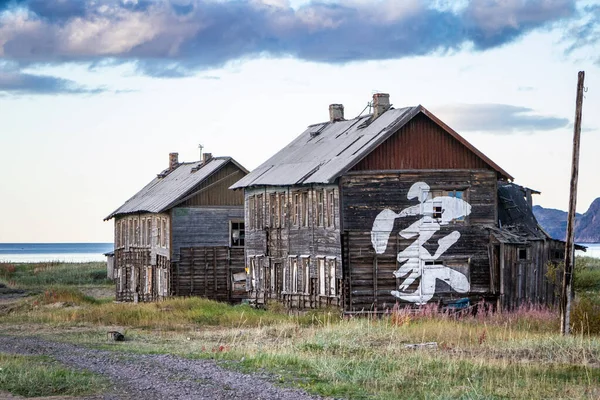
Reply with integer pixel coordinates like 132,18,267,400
371,182,472,304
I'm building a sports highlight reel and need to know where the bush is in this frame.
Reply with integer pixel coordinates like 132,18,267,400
571,294,600,334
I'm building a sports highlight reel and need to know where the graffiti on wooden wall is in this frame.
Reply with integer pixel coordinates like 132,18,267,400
371,182,472,304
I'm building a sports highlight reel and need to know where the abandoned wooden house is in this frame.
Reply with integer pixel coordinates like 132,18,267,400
491,182,585,309
231,93,572,312
105,152,248,302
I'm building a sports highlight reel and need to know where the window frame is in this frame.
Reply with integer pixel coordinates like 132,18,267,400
230,220,245,247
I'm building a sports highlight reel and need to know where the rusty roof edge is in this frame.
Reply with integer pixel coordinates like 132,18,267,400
329,106,421,182
418,105,514,181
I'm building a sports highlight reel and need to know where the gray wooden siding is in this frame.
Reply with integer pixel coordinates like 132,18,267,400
170,206,244,262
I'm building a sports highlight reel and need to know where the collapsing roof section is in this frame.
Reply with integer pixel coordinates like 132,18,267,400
231,105,513,189
105,157,246,220
496,182,548,242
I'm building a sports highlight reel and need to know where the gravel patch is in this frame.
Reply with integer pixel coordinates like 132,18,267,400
0,335,323,400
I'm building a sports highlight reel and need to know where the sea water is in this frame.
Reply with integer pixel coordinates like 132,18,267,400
0,243,113,263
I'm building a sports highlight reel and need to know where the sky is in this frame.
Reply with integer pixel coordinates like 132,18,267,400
0,0,599,243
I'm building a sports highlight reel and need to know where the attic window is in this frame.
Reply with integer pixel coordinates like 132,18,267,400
518,248,528,260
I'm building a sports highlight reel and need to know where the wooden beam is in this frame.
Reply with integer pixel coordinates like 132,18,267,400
561,71,585,336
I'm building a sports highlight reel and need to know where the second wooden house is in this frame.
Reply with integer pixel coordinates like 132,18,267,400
231,93,571,312
105,152,248,303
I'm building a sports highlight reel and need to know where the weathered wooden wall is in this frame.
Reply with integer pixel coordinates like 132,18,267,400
497,239,565,310
170,207,244,262
244,185,343,309
340,170,498,311
178,162,246,207
172,247,246,302
351,113,499,174
115,248,170,302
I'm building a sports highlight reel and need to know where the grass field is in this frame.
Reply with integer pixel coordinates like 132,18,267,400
0,353,108,397
0,260,599,399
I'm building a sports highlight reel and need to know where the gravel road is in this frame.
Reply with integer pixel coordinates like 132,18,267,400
0,335,323,400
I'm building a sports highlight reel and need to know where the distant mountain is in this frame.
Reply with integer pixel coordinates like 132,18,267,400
533,198,600,243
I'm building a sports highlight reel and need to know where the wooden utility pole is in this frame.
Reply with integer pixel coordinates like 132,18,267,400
560,71,585,335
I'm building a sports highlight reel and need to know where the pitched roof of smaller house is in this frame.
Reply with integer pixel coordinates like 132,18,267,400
231,105,512,189
105,157,247,220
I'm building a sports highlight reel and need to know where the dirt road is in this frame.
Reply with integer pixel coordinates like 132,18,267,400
0,335,322,400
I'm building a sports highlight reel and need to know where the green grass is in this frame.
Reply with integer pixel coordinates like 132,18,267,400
0,261,111,288
0,352,108,397
1,257,599,399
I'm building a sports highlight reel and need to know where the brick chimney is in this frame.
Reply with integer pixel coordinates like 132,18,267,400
169,152,179,171
329,104,344,122
372,93,390,119
202,152,212,163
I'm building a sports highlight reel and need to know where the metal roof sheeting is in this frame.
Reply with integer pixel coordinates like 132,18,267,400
231,107,418,188
231,105,511,189
105,158,229,220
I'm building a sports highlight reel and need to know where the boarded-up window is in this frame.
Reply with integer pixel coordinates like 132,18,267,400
302,257,311,294
270,193,277,227
162,219,167,248
291,257,298,292
157,218,161,248
141,220,146,246
146,218,152,246
282,260,288,292
318,258,326,295
292,192,300,227
316,190,324,227
329,258,337,296
279,193,286,228
134,219,139,245
248,196,255,230
326,190,335,228
301,192,309,227
249,257,256,291
128,220,134,246
256,194,264,230
318,257,337,296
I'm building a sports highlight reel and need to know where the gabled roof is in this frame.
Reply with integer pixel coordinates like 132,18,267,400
231,105,512,189
105,157,247,220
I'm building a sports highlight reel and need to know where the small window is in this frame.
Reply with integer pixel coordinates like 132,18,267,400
432,201,443,219
425,260,444,266
518,248,527,260
141,220,146,246
230,221,245,247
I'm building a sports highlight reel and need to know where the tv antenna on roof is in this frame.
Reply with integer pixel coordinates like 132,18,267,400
198,144,204,160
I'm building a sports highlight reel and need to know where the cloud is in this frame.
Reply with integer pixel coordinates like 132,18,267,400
563,4,600,64
434,104,570,133
0,0,579,78
0,63,106,94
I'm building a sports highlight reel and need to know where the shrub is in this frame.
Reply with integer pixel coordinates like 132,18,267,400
571,294,600,334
